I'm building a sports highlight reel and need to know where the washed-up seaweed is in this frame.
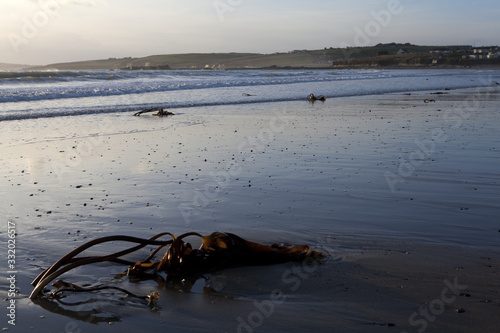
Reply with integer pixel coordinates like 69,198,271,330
306,93,326,101
133,107,174,116
30,232,323,300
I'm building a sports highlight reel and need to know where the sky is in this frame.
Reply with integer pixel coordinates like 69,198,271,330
1,0,499,65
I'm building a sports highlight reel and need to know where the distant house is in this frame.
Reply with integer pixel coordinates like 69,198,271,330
430,49,451,55
430,53,442,64
487,52,500,59
396,48,410,55
473,48,489,54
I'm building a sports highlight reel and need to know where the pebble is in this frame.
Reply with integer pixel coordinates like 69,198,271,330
455,308,465,313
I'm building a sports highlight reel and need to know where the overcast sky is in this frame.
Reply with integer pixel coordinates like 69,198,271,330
1,0,499,65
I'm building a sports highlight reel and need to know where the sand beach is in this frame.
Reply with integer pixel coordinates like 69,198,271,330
1,87,500,332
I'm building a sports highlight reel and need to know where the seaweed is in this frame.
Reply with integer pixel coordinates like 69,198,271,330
133,107,174,117
30,232,323,300
307,93,326,102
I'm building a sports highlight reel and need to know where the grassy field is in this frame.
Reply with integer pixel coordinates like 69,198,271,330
26,51,331,70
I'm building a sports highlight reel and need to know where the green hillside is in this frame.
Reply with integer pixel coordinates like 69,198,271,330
30,51,332,70
24,43,499,71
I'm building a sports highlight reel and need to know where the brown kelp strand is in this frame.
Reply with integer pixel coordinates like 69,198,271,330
30,232,323,300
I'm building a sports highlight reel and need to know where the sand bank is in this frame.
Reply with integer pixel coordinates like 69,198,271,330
1,87,499,332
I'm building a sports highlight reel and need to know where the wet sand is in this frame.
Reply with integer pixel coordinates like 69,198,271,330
1,87,499,332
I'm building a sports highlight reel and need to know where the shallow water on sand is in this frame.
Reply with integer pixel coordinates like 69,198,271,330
1,87,499,332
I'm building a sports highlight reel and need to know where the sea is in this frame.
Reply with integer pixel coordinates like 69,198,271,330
1,68,499,121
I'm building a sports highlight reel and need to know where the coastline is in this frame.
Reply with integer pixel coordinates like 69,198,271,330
14,43,500,71
1,87,499,332
19,64,500,71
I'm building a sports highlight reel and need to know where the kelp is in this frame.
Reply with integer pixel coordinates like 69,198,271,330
133,107,173,117
30,232,323,300
306,93,326,102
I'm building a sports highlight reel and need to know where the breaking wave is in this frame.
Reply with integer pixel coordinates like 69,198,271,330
1,69,498,121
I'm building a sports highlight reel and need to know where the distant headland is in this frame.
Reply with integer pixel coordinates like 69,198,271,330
3,43,500,71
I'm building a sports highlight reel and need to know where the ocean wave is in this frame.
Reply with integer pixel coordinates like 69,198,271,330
0,85,489,122
0,99,292,122
0,70,115,82
1,69,498,122
0,71,381,103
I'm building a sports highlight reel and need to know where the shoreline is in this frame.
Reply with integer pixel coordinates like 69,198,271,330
16,64,500,71
3,82,500,124
2,87,499,246
1,87,499,332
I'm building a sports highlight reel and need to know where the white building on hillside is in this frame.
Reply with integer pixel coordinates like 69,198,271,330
474,48,489,54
